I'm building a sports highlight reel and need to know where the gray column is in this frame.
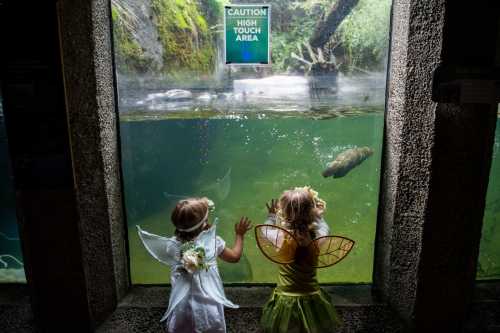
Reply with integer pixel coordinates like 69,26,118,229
375,0,499,331
374,0,446,323
57,0,129,326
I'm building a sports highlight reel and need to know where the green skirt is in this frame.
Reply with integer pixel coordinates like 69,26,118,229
261,288,341,333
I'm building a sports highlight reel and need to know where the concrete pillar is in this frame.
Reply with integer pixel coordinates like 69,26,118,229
0,1,93,330
374,0,499,331
374,0,446,323
1,0,129,330
57,0,129,325
415,2,499,331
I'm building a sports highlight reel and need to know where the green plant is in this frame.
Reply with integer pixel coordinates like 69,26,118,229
336,0,391,71
112,1,155,73
151,0,218,74
269,0,391,72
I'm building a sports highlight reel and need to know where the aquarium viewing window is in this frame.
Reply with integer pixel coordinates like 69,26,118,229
111,0,391,284
0,88,26,283
477,104,500,281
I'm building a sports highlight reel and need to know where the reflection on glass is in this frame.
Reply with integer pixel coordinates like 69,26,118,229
112,0,391,283
0,88,26,283
477,106,500,280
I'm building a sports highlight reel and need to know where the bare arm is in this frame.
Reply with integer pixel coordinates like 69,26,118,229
219,217,252,263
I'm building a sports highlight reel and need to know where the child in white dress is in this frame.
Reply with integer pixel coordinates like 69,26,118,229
137,197,252,333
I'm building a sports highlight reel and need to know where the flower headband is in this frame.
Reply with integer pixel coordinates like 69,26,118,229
276,186,326,227
294,186,326,210
176,199,215,232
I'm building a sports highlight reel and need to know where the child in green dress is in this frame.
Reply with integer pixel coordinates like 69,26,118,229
256,187,352,333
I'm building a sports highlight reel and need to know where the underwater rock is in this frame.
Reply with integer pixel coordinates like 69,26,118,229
196,93,216,103
147,101,193,112
163,89,192,100
146,89,192,102
218,92,235,100
322,146,373,178
233,75,309,100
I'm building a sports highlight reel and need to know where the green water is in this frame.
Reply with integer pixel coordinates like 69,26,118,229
0,96,26,283
122,112,384,283
477,117,500,280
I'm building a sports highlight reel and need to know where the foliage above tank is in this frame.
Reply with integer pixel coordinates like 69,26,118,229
111,0,390,77
271,0,391,73
112,0,225,75
151,0,220,74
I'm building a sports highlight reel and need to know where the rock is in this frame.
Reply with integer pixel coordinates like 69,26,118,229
196,92,214,102
113,0,164,71
163,89,192,100
233,75,309,100
217,92,233,100
146,89,193,102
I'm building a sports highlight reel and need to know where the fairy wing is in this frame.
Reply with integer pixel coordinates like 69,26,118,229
254,224,298,265
194,217,219,261
136,225,180,266
308,236,355,268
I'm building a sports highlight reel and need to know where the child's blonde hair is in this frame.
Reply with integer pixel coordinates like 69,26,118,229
171,197,211,242
279,188,321,236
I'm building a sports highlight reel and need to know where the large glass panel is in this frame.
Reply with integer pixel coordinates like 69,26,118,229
112,0,391,283
477,105,500,280
0,87,26,283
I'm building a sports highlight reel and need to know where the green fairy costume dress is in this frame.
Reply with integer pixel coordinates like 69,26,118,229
256,213,354,333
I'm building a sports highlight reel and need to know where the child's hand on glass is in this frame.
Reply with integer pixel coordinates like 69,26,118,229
235,217,252,236
221,217,252,263
266,199,278,214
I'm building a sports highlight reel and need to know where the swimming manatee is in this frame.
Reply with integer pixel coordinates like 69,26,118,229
322,147,374,178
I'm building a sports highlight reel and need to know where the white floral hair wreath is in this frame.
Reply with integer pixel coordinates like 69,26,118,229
300,186,326,210
176,198,215,232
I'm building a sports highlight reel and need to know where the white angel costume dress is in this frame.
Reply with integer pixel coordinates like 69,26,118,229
137,218,238,333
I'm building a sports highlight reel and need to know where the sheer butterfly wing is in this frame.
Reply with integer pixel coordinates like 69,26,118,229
308,236,355,268
137,225,180,266
255,224,298,265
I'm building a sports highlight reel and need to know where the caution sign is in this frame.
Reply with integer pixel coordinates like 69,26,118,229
224,4,270,65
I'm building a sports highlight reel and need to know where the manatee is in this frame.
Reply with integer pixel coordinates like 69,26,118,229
322,147,374,178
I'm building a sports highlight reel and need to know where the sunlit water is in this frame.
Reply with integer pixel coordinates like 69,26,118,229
119,73,386,120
